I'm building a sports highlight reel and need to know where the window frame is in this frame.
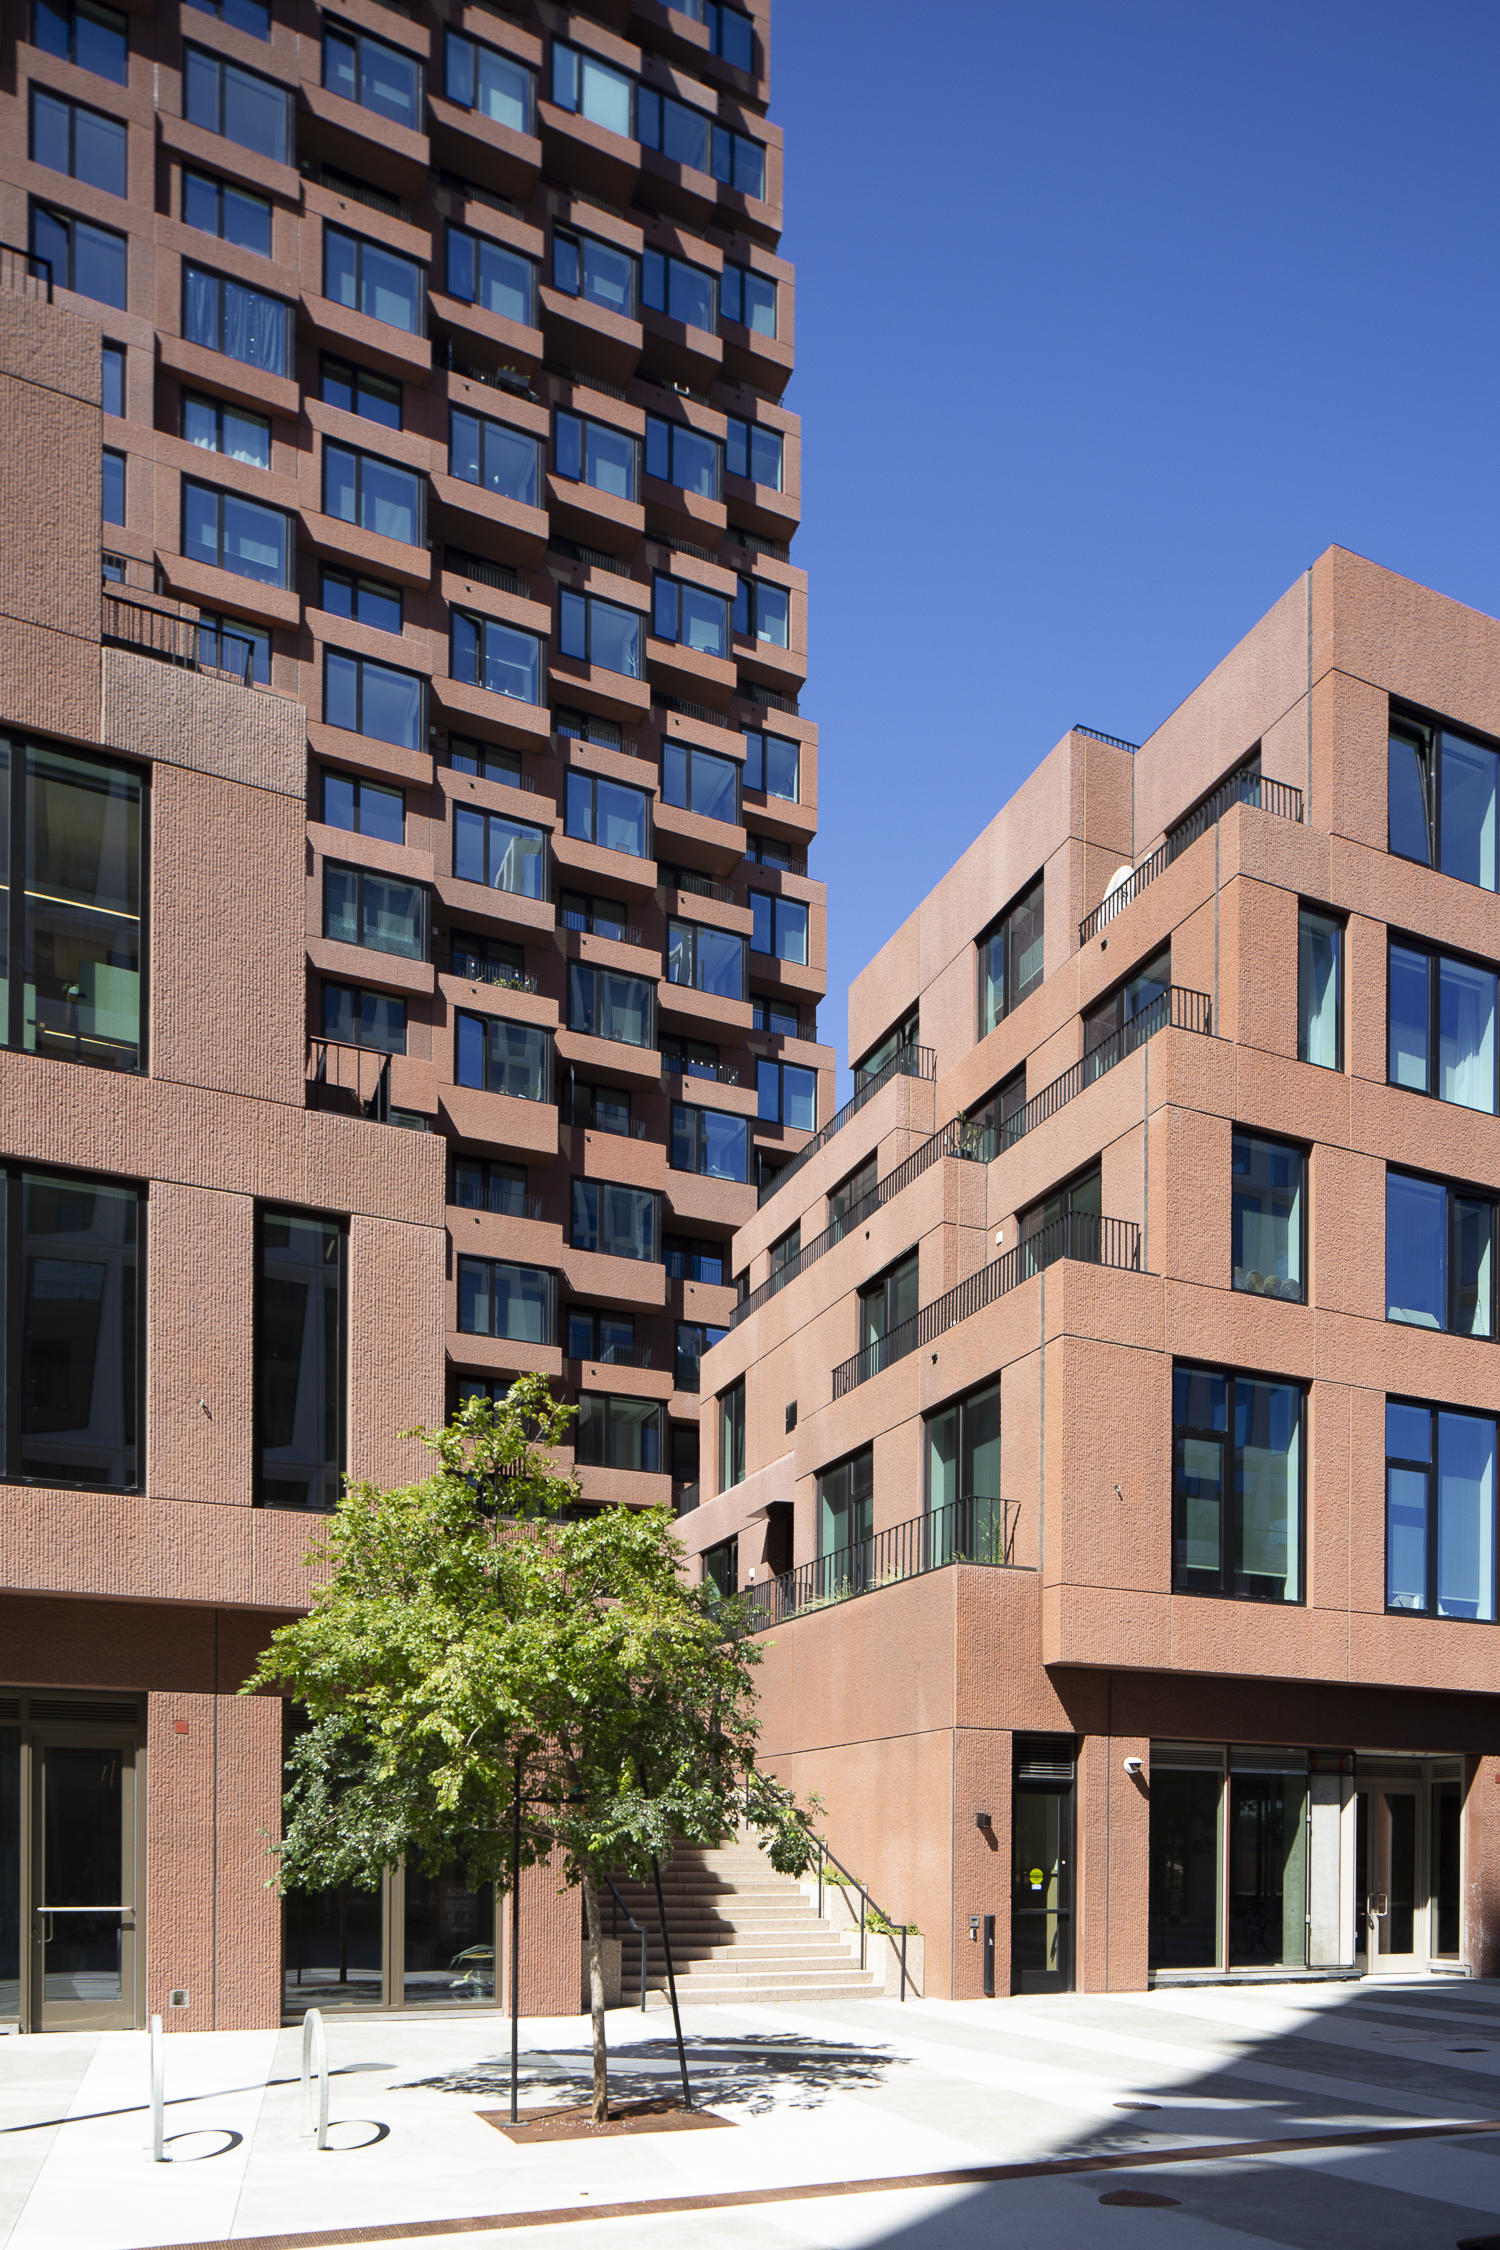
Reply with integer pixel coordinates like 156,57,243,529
724,414,783,488
720,259,776,335
321,979,407,1054
324,221,426,336
322,647,426,750
669,1101,749,1182
28,85,127,196
652,572,730,659
1385,1395,1498,1621
320,353,402,429
569,1178,662,1263
1297,903,1344,1070
445,221,536,328
667,918,747,1002
452,802,549,900
253,1202,347,1512
1389,707,1500,895
321,19,425,129
749,889,808,963
674,1316,727,1393
741,726,799,801
575,1390,667,1474
450,609,544,706
456,1254,555,1345
1386,932,1500,1118
756,1058,817,1130
33,0,130,82
644,413,721,498
550,224,639,318
662,740,741,825
443,28,536,132
564,770,652,858
454,1010,554,1102
181,258,292,373
566,963,657,1049
1230,1132,1307,1306
1385,1167,1497,1340
180,474,291,588
182,43,293,164
320,768,404,843
183,167,272,255
321,438,425,547
29,198,126,305
734,573,790,648
1172,1361,1307,1605
719,1374,745,1489
451,403,543,506
558,588,643,679
977,873,1045,1039
322,858,428,961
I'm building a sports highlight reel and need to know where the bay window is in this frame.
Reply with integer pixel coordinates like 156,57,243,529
323,862,426,959
653,575,728,659
556,410,638,499
743,727,798,799
750,891,807,963
643,250,716,334
322,24,422,130
446,224,536,327
451,612,542,704
323,442,423,545
453,806,547,899
323,650,424,750
559,590,641,677
576,1393,664,1473
457,1257,553,1344
663,742,739,824
325,225,424,334
182,477,290,586
670,1104,748,1182
725,416,782,488
645,415,719,497
551,227,637,317
564,770,650,855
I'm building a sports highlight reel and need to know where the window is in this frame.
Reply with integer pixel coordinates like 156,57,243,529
742,727,798,799
754,997,802,1035
829,1155,876,1235
1019,1165,1100,1271
671,1104,748,1181
321,355,401,430
452,1156,530,1216
559,890,632,940
34,0,128,83
564,1078,633,1135
702,1534,738,1598
769,1223,800,1277
667,1233,724,1284
182,261,290,373
321,770,403,843
1388,939,1497,1116
255,1208,346,1510
181,477,290,586
570,1180,659,1262
1083,945,1170,1078
756,1060,816,1129
662,743,738,826
725,416,782,488
645,416,719,497
444,31,534,131
183,170,271,255
197,610,269,683
30,203,125,306
653,575,729,659
29,90,126,196
323,650,425,750
450,737,522,784
321,569,401,634
926,1380,1000,1519
554,409,637,502
101,340,125,416
185,0,268,35
457,1257,553,1343
734,576,789,647
671,0,755,66
856,1006,919,1084
454,806,547,899
675,1319,726,1393
576,1393,664,1473
567,965,655,1048
323,862,426,960
1173,1365,1303,1602
1386,1399,1496,1619
1232,1135,1304,1302
567,1307,638,1364
820,1447,873,1558
643,249,716,334
667,919,745,1000
455,1012,552,1101
551,228,637,318
451,407,541,506
750,891,807,963
322,982,406,1053
450,929,528,988
555,705,624,749
1389,716,1500,892
550,40,633,137
101,447,124,525
450,612,543,707
325,225,424,335
662,1033,720,1079
183,391,270,468
183,47,291,164
676,1422,701,1506
446,224,534,328
0,1168,141,1488
1387,1173,1494,1337
323,443,423,546
978,876,1044,1037
559,590,642,678
859,1250,918,1355
719,1375,745,1488
322,24,422,130
1298,907,1343,1068
564,770,650,856
2,736,143,1070
720,261,775,335
637,89,765,196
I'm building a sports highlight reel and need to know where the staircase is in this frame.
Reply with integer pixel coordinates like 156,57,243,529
607,1839,880,2005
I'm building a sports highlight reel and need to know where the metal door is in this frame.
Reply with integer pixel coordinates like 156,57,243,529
1356,1785,1423,1975
1010,1783,1074,1994
31,1736,138,2029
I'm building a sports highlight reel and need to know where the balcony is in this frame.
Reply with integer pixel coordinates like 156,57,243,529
759,1040,935,1208
745,1494,1022,1630
306,1037,391,1122
831,1212,1142,1401
990,986,1211,1159
1079,766,1304,945
102,591,253,684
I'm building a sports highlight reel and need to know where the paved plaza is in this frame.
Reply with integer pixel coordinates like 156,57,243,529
3,1982,1500,2250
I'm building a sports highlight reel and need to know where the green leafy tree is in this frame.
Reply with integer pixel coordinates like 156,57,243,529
243,1382,816,2120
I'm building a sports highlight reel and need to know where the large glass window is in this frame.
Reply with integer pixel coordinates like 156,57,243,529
856,1008,919,1085
567,965,654,1047
321,354,401,429
323,651,424,750
756,1060,816,1130
559,590,641,678
182,262,290,373
725,416,782,488
742,727,798,800
1083,945,1170,1078
1173,1366,1303,1603
1386,1172,1494,1337
564,772,650,857
34,0,129,82
570,1180,659,1262
30,202,125,307
567,1307,636,1363
444,31,534,131
457,1257,552,1343
859,1249,918,1357
101,448,125,525
719,1375,745,1489
563,1077,633,1135
324,225,423,335
750,891,808,963
185,0,269,36
452,1157,529,1215
925,1379,1001,1559
978,876,1044,1037
323,862,426,960
29,89,126,196
663,743,739,824
734,576,789,648
183,46,291,163
183,390,270,468
820,1446,872,1559
637,89,765,196
321,569,401,635
1232,1135,1304,1302
184,168,271,254
559,891,632,943
1386,1399,1496,1620
550,40,633,137
446,225,535,327
576,1393,663,1473
0,1169,140,1488
643,250,716,333
1390,939,1499,1115
1148,1746,1224,1972
450,612,542,705
720,261,775,334
455,1013,551,1101
4,739,142,1072
182,478,289,586
451,407,541,505
1297,907,1342,1068
1389,718,1500,893
670,1103,748,1182
322,982,405,1053
323,443,423,546
667,919,745,1000
322,24,422,130
556,409,638,499
256,1208,345,1509
672,0,755,68
645,416,719,497
551,228,636,318
674,1318,726,1392
453,806,546,899
653,574,728,659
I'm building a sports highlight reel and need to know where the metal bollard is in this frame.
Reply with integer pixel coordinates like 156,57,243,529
149,2014,164,2161
300,2008,329,2150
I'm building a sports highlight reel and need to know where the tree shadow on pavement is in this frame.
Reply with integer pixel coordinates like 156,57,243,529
397,2032,909,2115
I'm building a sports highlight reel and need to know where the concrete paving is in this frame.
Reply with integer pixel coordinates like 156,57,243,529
2,1980,1500,2249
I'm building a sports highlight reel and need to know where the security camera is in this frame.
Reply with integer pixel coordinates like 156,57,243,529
1123,1756,1144,1777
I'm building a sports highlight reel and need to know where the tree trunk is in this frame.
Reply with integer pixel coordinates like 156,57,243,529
580,1867,609,2123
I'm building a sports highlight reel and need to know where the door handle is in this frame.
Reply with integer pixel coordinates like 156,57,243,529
1370,1892,1388,1919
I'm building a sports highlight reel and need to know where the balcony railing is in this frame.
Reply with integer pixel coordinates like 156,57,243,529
568,1343,653,1369
306,1039,391,1124
1079,771,1304,944
663,867,736,904
748,840,808,877
448,956,537,991
745,1494,1021,1629
989,986,1210,1159
562,909,643,945
831,1211,1142,1400
758,1041,935,1209
662,1060,740,1087
664,1247,725,1284
443,546,529,600
306,164,410,223
1,242,51,301
102,593,252,684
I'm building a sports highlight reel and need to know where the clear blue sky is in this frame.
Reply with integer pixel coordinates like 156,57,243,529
771,0,1500,1088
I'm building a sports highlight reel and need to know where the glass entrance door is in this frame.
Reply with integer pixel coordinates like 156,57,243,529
1356,1785,1423,1974
1010,1784,1073,1993
31,1737,138,2029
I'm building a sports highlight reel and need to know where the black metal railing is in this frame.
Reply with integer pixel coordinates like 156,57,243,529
990,986,1210,1158
564,1103,648,1140
548,535,633,580
605,1873,649,2012
2,242,52,300
306,1039,391,1124
662,1061,740,1087
448,956,537,991
744,683,798,716
831,1212,1141,1399
101,594,252,684
457,1190,543,1220
561,908,643,945
663,868,736,904
746,1494,1021,1629
443,546,529,600
307,164,410,222
1079,772,1304,944
664,1248,724,1284
1074,724,1140,750
805,1835,918,1999
758,1042,936,1209
568,1342,653,1368
748,840,808,876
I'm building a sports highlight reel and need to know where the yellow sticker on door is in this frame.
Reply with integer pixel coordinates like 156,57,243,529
1029,1868,1044,1889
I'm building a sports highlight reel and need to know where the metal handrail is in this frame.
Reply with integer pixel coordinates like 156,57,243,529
748,841,808,877
562,910,643,945
448,957,538,990
808,1835,917,1999
663,869,737,904
1074,724,1140,750
663,1249,725,1284
605,1873,650,2013
102,593,253,684
568,1343,653,1368
1079,772,1303,943
443,547,530,599
831,1213,1141,1399
747,1492,1020,1635
306,1038,391,1124
990,985,1211,1159
663,1060,740,1087
1,242,52,300
758,1042,936,1209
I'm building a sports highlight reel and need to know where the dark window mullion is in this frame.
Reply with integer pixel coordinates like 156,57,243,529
9,740,25,1055
1428,1411,1440,1617
4,1168,18,1481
